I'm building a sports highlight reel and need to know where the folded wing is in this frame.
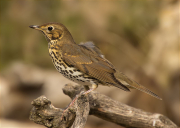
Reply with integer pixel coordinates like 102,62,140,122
61,43,130,91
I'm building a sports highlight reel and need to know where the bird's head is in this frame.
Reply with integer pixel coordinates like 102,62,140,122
29,23,74,43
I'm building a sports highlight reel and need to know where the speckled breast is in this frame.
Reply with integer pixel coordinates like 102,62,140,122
48,46,97,86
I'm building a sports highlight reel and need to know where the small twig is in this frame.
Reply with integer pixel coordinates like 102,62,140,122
29,84,178,128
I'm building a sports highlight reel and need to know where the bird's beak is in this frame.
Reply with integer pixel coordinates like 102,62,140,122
29,25,41,30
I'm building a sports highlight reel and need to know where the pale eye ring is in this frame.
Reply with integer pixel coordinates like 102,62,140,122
48,26,53,31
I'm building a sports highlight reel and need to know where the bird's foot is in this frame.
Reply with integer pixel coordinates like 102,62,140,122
60,95,78,121
60,89,94,121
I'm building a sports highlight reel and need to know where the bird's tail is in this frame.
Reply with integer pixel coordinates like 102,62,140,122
114,71,162,100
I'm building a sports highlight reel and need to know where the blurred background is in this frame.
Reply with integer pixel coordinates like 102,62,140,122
0,0,179,128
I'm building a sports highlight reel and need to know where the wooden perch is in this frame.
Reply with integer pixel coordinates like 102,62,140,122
29,84,178,128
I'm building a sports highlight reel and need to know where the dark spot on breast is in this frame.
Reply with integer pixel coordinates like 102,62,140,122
57,62,62,65
65,70,68,74
79,79,85,82
52,51,58,60
69,70,73,74
62,63,67,69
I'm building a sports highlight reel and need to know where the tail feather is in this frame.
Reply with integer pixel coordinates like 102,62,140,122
114,71,162,100
111,82,130,92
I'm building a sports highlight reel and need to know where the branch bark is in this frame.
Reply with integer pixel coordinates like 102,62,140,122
29,84,178,128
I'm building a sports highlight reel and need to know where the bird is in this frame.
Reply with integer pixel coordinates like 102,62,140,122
29,23,162,101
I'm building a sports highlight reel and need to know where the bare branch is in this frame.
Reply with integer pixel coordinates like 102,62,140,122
29,84,178,128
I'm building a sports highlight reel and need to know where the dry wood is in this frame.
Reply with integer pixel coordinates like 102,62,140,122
29,84,178,128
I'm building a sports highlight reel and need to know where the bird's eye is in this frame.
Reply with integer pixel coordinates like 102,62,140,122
48,26,53,31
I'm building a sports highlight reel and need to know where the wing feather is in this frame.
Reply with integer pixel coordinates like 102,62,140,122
61,43,129,91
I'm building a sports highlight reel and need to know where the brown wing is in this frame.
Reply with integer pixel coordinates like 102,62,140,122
61,43,129,91
79,41,104,58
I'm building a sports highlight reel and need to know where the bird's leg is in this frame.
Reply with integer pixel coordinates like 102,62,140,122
60,95,78,121
83,84,98,94
61,84,98,121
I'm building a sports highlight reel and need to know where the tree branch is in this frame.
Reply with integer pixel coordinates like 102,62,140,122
29,84,178,128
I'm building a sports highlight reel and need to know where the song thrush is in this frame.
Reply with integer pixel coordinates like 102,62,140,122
29,23,162,101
